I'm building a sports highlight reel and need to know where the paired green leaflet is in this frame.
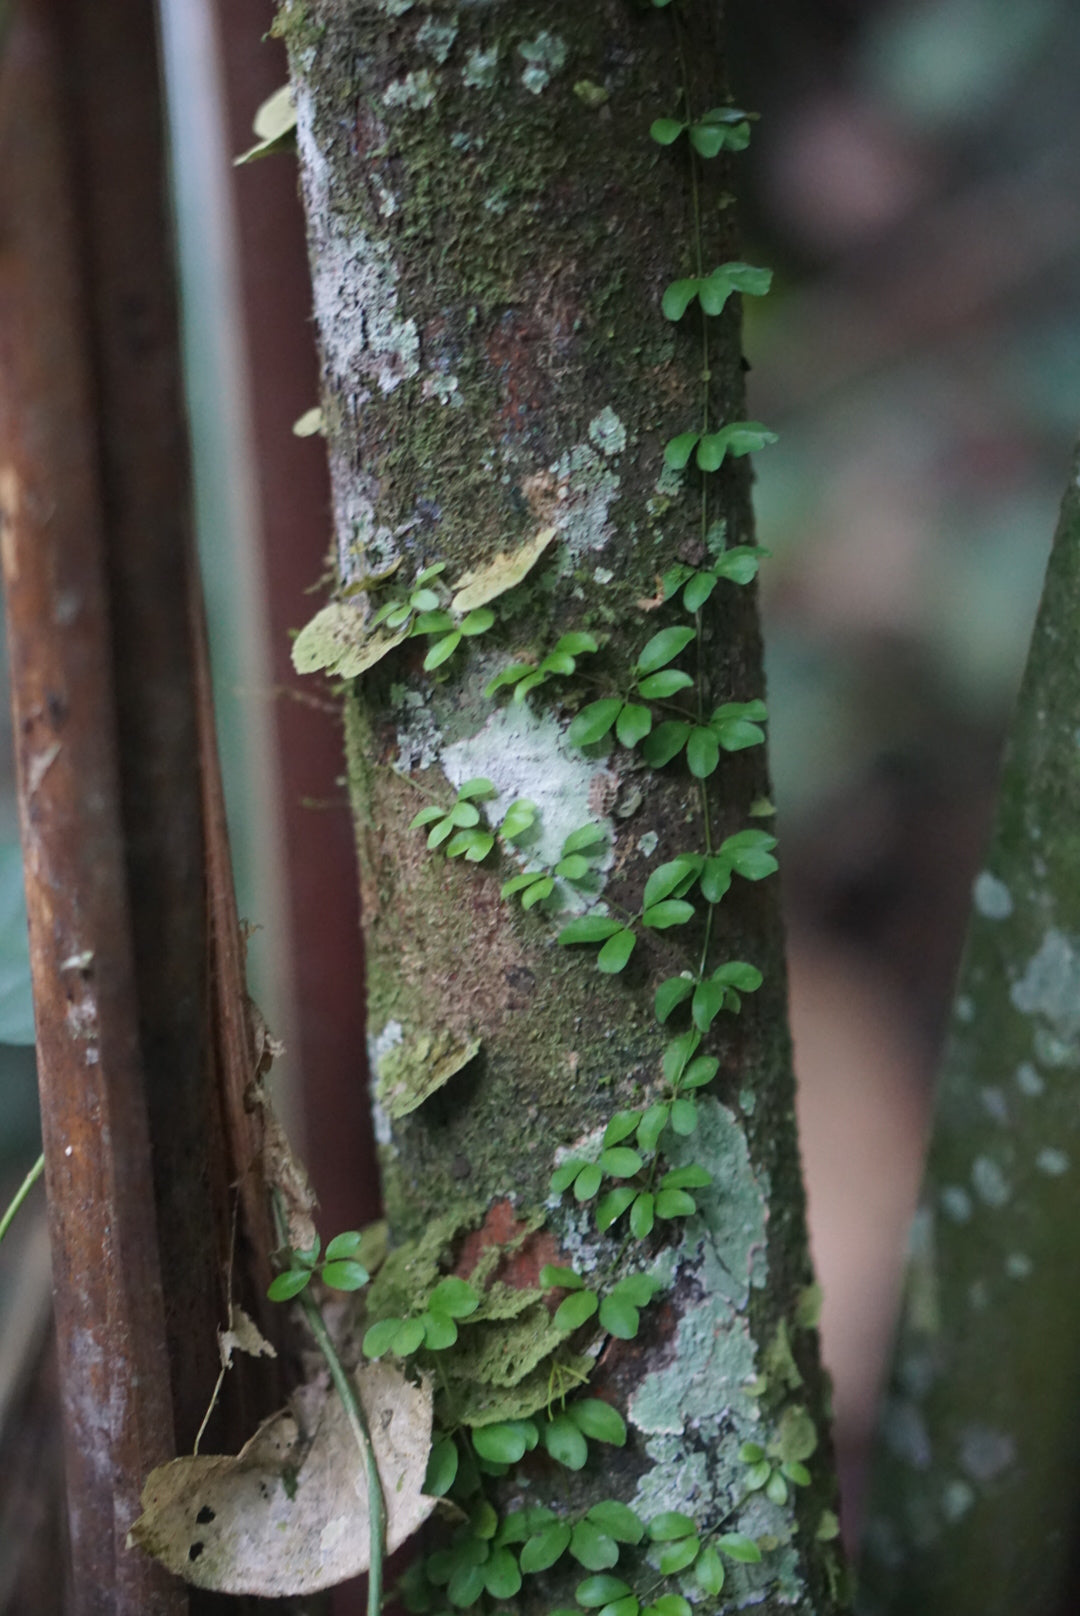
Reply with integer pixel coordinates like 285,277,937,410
366,562,495,670
362,1276,480,1360
266,1230,369,1302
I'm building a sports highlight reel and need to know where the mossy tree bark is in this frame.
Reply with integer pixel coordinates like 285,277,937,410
280,2,846,1611
859,445,1080,1616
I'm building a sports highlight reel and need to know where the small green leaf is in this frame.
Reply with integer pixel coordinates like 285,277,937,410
520,1522,572,1573
522,876,555,909
661,278,701,321
595,1185,637,1231
556,854,592,880
485,662,535,696
642,899,695,930
384,602,413,628
766,1469,789,1506
420,1310,458,1350
687,726,720,778
448,801,481,828
630,1191,654,1238
423,631,462,670
597,928,636,974
410,804,448,830
424,1435,459,1497
554,1289,600,1332
816,1510,841,1542
515,668,550,702
321,1259,370,1291
745,1461,771,1489
558,914,623,945
721,420,778,455
668,1100,699,1137
663,431,700,471
569,699,622,746
603,1110,641,1147
363,1317,403,1357
692,978,725,1031
636,1103,670,1153
571,1522,619,1571
663,1028,700,1083
416,562,447,583
614,1273,660,1307
483,1548,522,1599
648,1599,690,1616
502,870,544,898
636,669,694,699
410,587,441,612
718,1532,761,1564
473,1421,533,1465
722,263,773,298
643,858,700,911
650,117,685,145
711,960,763,993
324,1230,364,1262
540,651,576,676
739,1441,766,1463
782,1460,812,1487
636,625,696,675
587,1502,644,1545
429,1276,480,1318
715,716,765,751
688,122,728,158
685,571,720,613
461,607,495,636
554,632,600,656
598,1599,640,1616
714,545,762,584
647,1511,696,1542
574,1161,604,1201
392,1317,426,1356
540,1264,584,1290
660,1164,711,1191
267,1267,312,1302
680,1054,719,1088
774,1404,818,1463
570,1399,627,1446
457,777,496,800
616,702,652,748
598,1293,639,1340
700,856,732,903
695,1545,725,1596
726,839,779,880
657,1536,700,1574
562,823,608,855
447,1561,486,1609
550,1159,584,1195
695,433,728,472
576,1577,632,1608
655,975,694,1023
446,829,494,862
599,1147,643,1178
641,720,690,766
543,1415,589,1470
501,799,538,840
656,1188,697,1219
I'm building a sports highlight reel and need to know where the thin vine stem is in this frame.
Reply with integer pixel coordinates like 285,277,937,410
0,1151,44,1245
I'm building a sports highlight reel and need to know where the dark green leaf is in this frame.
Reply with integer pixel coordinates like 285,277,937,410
554,1290,599,1332
660,1164,712,1190
712,960,763,993
714,546,762,584
598,1599,639,1616
412,610,454,634
636,669,695,702
597,928,636,973
782,1460,812,1487
727,844,778,880
483,1548,521,1599
550,1159,584,1195
555,632,600,657
321,1259,370,1292
681,1054,720,1088
641,720,690,768
655,975,694,1023
555,854,592,880
648,1598,690,1616
663,1029,700,1083
562,823,607,855
615,702,652,748
543,1415,588,1470
501,799,537,840
558,915,623,945
267,1267,312,1302
695,433,728,472
643,859,699,911
569,699,622,747
423,631,461,670
472,1422,532,1465
499,1506,556,1544
613,1273,660,1307
520,1522,572,1573
681,571,717,612
392,1317,426,1356
688,123,725,158
668,1100,698,1137
691,978,725,1031
325,1230,364,1262
656,1188,697,1219
695,1546,725,1596
521,876,554,909
485,662,534,696
446,829,494,862
447,1561,486,1609
429,1277,480,1318
636,625,696,675
715,717,765,751
595,1185,637,1231
700,856,732,903
571,1522,619,1571
460,607,495,636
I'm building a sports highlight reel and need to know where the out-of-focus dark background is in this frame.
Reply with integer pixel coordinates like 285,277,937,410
1,0,1077,1593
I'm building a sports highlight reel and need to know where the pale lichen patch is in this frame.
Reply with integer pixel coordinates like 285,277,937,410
384,69,438,111
462,46,499,90
957,1424,1015,1484
1010,928,1080,1048
1035,1146,1069,1175
517,31,567,95
1015,1060,1045,1097
416,16,458,64
588,406,627,458
971,1154,1011,1208
972,870,1013,920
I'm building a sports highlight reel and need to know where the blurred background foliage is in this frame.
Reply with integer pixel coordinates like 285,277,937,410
1,0,1079,1556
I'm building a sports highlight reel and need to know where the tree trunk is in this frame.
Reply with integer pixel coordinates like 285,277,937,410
281,2,846,1611
859,443,1080,1616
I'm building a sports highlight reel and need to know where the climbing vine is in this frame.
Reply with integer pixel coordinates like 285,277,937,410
254,3,843,1613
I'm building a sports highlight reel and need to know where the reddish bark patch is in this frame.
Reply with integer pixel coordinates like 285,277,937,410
455,1198,563,1294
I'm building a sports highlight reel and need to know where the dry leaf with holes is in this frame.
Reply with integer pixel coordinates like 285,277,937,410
218,1305,276,1369
129,1362,435,1596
